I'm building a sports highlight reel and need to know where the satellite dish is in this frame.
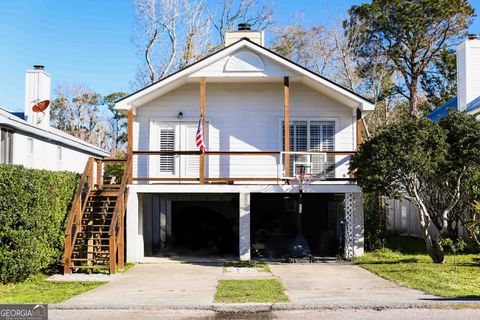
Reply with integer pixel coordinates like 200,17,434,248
32,100,50,113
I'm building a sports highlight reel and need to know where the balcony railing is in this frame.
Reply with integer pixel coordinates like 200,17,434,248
121,150,356,184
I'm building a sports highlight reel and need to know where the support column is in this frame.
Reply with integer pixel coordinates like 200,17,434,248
126,189,140,262
239,192,251,261
344,193,355,259
199,77,206,184
344,192,364,258
353,193,365,256
356,108,362,150
283,77,290,176
127,108,133,184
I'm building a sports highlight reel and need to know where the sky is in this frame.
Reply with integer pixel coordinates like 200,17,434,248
1,0,480,112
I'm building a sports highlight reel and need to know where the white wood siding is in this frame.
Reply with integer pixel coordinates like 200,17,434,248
11,132,93,173
133,82,356,181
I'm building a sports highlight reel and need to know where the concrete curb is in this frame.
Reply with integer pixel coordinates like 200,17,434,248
50,300,480,312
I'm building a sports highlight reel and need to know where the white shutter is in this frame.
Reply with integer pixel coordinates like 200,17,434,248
309,121,335,178
159,127,175,174
310,121,334,151
293,121,308,151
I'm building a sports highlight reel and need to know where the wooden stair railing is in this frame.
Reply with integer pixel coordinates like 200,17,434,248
63,157,95,274
108,157,130,274
63,157,130,274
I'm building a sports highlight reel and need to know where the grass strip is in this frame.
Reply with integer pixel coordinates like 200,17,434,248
215,279,288,303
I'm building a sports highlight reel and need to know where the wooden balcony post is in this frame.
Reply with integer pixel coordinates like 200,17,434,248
283,77,290,176
97,159,103,190
199,77,206,184
89,160,95,189
127,108,133,184
356,108,363,150
109,234,116,274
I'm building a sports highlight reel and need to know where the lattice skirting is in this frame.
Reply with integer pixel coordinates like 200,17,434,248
344,193,355,258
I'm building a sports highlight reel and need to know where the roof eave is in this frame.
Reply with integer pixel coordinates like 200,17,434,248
115,38,374,111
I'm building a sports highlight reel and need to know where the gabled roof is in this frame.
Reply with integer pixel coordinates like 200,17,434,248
0,107,109,157
116,38,374,112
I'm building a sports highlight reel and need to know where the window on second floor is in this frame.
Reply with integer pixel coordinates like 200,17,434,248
0,127,13,164
283,120,335,178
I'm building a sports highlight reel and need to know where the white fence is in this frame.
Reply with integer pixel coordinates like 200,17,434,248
386,198,468,239
386,198,423,237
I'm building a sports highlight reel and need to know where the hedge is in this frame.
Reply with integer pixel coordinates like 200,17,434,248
0,165,78,283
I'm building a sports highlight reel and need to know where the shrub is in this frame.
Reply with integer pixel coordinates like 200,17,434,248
362,191,388,251
0,165,78,283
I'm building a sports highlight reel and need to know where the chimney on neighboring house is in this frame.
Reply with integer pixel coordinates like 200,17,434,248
224,23,265,47
457,34,480,111
24,65,51,128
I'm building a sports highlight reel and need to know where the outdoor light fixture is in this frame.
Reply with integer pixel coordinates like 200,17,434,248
177,112,183,119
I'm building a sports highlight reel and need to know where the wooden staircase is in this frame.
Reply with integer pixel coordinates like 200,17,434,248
63,157,130,274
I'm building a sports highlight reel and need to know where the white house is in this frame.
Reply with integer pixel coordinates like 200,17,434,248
111,26,375,263
0,66,109,172
429,33,480,120
63,26,374,274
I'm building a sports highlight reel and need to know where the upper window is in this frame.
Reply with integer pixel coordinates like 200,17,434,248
283,120,335,177
0,127,13,164
283,120,335,151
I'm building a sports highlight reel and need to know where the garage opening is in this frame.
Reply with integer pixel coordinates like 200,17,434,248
142,193,239,258
251,193,344,258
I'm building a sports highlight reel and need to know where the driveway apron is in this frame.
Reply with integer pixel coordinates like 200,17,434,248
58,263,223,308
269,263,441,308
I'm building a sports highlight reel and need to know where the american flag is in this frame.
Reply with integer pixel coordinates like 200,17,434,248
196,115,207,152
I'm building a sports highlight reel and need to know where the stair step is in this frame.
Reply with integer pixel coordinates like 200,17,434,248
78,230,109,234
85,224,111,227
71,258,109,262
74,244,110,247
71,265,109,269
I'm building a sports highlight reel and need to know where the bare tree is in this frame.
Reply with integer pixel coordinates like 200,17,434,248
271,23,335,76
178,0,210,68
133,0,274,86
208,0,274,45
134,0,180,83
51,84,110,149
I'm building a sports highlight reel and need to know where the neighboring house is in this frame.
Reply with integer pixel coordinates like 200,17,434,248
63,25,375,274
0,66,109,172
428,34,480,120
390,34,479,237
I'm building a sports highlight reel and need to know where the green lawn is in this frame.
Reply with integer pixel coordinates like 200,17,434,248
0,275,105,304
215,279,289,303
356,237,480,297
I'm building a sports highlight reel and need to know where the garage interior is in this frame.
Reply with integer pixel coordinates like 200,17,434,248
251,193,345,258
141,193,239,258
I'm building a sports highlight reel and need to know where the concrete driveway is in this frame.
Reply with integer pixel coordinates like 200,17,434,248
269,263,441,308
58,263,223,308
56,261,472,311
